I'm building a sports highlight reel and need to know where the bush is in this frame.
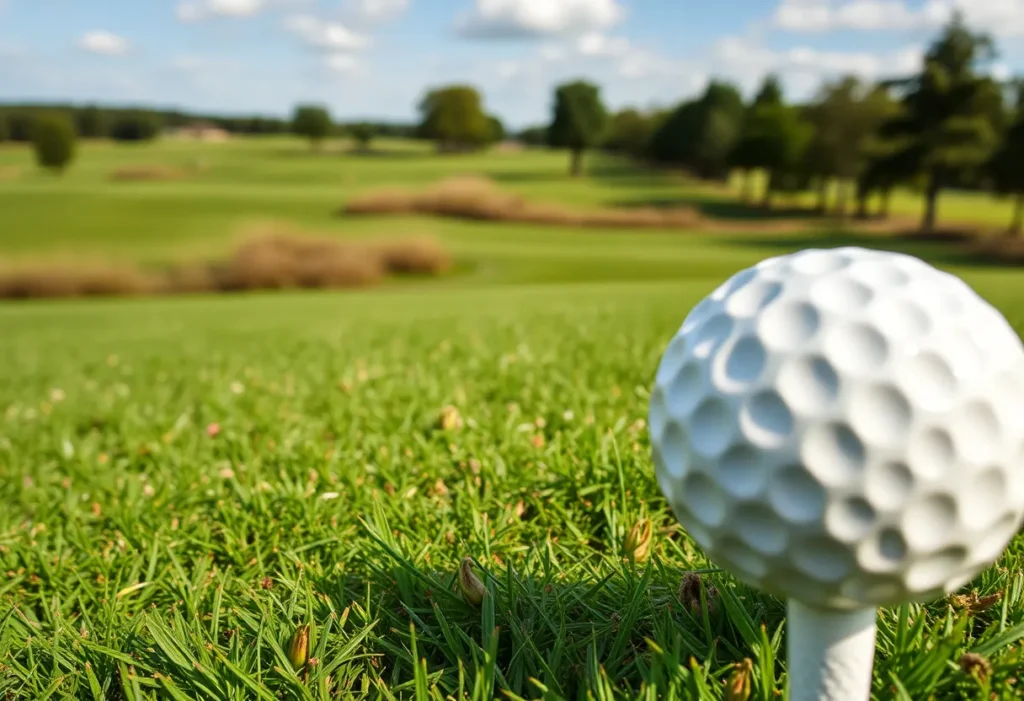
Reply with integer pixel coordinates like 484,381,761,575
344,176,703,229
0,228,452,300
0,115,8,143
31,115,77,173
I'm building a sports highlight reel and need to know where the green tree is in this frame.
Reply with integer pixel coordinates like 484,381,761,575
0,114,8,143
77,105,106,138
349,122,376,151
110,111,161,142
649,81,744,179
487,115,506,144
882,12,1003,231
604,108,655,158
291,105,332,149
990,86,1024,234
547,80,608,176
417,85,490,152
517,125,548,147
754,74,784,108
31,114,77,173
731,78,813,205
803,78,899,215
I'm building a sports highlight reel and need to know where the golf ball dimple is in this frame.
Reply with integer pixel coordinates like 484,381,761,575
650,247,1024,610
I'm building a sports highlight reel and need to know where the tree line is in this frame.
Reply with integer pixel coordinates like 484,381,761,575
516,12,1024,235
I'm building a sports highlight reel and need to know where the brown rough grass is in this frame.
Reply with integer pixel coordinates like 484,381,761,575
0,225,452,300
0,262,155,299
343,176,704,229
0,166,20,181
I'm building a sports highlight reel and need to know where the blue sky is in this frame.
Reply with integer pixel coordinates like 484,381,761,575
0,0,1021,128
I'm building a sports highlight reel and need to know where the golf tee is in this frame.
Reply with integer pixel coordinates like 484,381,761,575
786,601,877,701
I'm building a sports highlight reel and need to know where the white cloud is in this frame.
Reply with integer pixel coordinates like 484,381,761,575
345,0,409,22
575,32,630,58
176,0,265,22
710,35,924,95
457,0,625,38
285,14,371,50
325,54,362,73
773,0,1024,37
77,31,132,56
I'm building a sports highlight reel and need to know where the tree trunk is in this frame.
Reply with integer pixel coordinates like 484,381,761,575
762,172,774,209
834,181,849,219
855,181,869,219
880,188,892,220
921,175,940,233
1011,193,1024,237
816,178,829,213
570,149,583,177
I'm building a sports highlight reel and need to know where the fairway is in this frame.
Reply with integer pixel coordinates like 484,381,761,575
2,138,1024,699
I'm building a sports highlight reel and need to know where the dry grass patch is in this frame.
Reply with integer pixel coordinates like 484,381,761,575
0,166,20,181
0,224,452,301
0,261,155,299
343,176,704,229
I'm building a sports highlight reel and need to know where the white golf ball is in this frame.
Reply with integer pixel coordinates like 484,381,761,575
649,247,1024,610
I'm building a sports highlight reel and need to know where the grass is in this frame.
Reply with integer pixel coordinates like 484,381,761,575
2,136,1024,699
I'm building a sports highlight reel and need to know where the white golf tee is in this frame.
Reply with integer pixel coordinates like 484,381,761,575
786,601,877,701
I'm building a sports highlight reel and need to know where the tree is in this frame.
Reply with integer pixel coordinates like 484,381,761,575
730,78,813,205
604,108,655,158
990,86,1024,235
547,80,608,176
417,85,490,152
803,78,899,215
754,74,784,108
517,125,548,147
487,115,506,145
349,122,376,151
31,114,77,173
0,114,7,143
648,81,744,179
291,105,332,149
110,111,161,142
77,105,106,138
881,12,1003,232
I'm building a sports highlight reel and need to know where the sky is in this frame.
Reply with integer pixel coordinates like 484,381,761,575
0,0,1022,129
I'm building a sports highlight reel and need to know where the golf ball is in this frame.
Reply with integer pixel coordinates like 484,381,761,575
649,247,1024,610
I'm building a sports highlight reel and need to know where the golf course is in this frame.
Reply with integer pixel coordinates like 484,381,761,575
0,134,1022,699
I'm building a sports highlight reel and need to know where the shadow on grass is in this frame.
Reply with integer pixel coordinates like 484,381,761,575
614,196,824,221
719,230,1021,269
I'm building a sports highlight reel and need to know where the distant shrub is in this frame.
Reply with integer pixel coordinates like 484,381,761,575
0,262,153,298
0,227,452,300
349,122,376,150
31,114,77,173
344,176,703,229
110,112,161,142
0,115,8,142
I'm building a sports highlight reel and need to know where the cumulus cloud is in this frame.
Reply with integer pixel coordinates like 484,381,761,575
344,0,410,22
176,0,265,22
285,14,371,50
773,0,1024,36
575,32,631,58
325,54,362,73
77,31,132,56
457,0,625,39
710,35,924,93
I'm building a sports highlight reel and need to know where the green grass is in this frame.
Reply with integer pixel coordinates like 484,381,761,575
2,137,1024,699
